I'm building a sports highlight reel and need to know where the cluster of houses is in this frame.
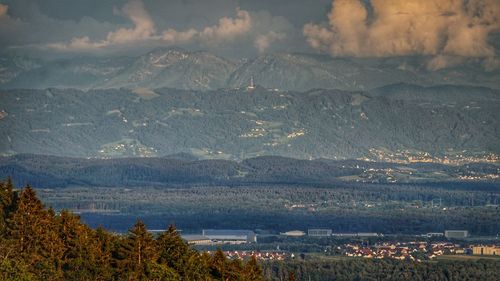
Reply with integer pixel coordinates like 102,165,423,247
218,251,291,261
344,241,463,261
343,241,499,261
179,228,498,261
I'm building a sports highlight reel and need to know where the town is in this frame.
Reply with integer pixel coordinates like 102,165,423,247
178,228,499,262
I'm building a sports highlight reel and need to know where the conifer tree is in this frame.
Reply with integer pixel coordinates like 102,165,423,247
287,271,297,281
243,256,264,281
156,224,210,280
227,258,244,281
0,177,14,235
57,209,106,280
7,186,64,279
115,220,157,279
0,180,266,281
156,224,189,267
92,226,115,280
210,249,227,280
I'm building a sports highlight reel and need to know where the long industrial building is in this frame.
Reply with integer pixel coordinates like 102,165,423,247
444,230,468,239
202,229,257,244
308,229,332,237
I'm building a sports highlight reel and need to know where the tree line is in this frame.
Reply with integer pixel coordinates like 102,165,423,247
262,259,500,281
0,178,272,281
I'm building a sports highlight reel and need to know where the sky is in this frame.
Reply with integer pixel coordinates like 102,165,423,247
0,0,499,70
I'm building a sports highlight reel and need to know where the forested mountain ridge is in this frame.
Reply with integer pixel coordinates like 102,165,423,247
1,48,499,91
0,154,498,188
1,84,498,161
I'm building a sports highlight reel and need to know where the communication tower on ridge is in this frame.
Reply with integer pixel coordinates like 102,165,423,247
247,76,255,91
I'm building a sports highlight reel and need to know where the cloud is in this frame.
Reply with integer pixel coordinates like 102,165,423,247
254,31,285,53
50,0,156,50
162,28,197,44
161,8,251,46
5,0,298,56
47,36,108,50
304,0,500,69
105,0,156,44
0,4,8,18
199,9,251,44
50,1,252,51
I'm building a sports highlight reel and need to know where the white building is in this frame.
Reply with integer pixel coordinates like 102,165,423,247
444,230,468,239
308,229,332,237
181,235,212,245
202,229,257,243
280,230,306,237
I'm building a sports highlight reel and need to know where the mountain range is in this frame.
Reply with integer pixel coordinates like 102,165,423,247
1,47,499,91
0,83,498,160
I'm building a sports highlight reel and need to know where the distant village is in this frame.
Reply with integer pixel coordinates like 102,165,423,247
177,228,499,261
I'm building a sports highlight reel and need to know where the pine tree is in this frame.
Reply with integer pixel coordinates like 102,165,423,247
6,186,64,279
288,271,297,281
0,179,267,281
210,249,227,280
242,256,264,281
91,226,115,280
156,224,189,267
227,258,243,281
156,224,210,280
115,220,157,279
57,209,109,281
0,178,15,236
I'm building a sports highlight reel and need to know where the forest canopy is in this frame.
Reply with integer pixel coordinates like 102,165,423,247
0,178,264,281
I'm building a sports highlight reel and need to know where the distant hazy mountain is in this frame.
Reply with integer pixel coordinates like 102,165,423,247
228,54,500,91
98,47,236,90
1,48,498,91
0,84,498,160
1,56,133,89
0,56,41,85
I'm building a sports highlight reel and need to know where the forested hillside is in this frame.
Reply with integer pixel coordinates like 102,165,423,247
1,84,499,160
0,154,498,188
0,179,264,281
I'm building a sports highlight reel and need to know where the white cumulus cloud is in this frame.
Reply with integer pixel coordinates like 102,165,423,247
254,31,285,53
303,0,500,70
105,0,156,44
49,1,253,51
161,8,251,46
0,4,8,18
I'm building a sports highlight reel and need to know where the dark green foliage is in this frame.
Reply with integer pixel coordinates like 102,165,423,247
0,179,264,281
1,153,497,189
243,256,264,281
37,182,500,236
262,259,500,281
